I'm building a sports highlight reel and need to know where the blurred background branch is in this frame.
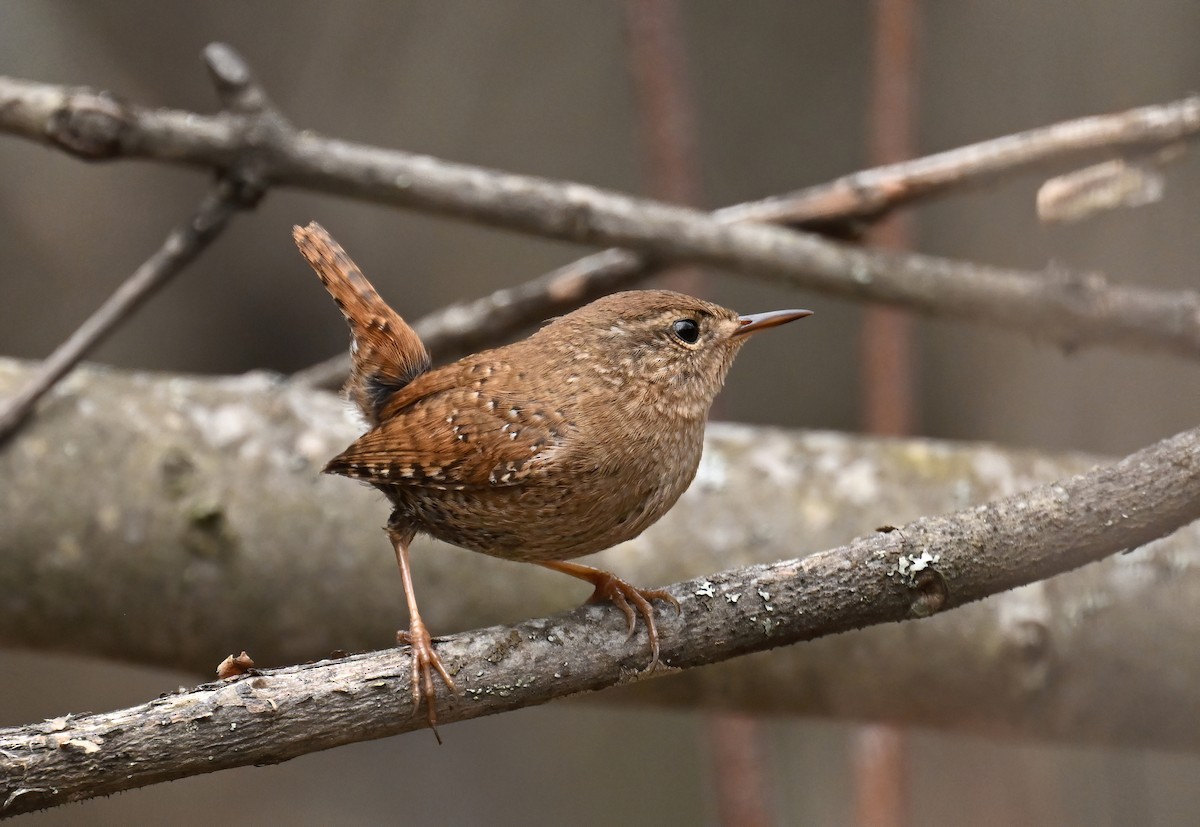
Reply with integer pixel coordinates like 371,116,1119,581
0,183,244,442
1,359,1198,815
4,72,1196,232
3,60,1200,403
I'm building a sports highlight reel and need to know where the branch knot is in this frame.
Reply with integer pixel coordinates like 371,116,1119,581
46,91,129,160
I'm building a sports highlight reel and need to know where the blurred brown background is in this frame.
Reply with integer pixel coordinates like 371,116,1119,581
2,2,1198,824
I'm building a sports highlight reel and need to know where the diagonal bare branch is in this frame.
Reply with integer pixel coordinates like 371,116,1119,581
0,402,1196,816
0,184,241,443
0,44,282,443
3,57,1200,379
4,360,1199,752
3,71,1196,230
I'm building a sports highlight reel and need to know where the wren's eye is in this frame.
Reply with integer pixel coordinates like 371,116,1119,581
671,318,701,344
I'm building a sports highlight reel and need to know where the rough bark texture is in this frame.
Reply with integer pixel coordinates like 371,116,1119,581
2,357,1200,813
0,357,1101,671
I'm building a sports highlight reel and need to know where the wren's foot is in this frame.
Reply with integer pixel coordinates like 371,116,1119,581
396,617,458,742
537,560,681,670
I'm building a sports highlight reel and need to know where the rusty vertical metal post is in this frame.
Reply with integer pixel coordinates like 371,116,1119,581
856,1,921,826
621,0,706,297
622,2,771,826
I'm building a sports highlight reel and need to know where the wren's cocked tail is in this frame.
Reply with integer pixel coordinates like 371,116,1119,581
293,221,811,740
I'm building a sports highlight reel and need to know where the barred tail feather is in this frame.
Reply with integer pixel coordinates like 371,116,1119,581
293,222,431,425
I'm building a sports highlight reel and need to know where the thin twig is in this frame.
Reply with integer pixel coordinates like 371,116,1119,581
719,100,1199,228
1,416,1197,816
0,185,240,442
3,63,1200,374
0,44,280,443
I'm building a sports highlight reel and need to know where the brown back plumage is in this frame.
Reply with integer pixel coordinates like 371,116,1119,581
293,222,431,426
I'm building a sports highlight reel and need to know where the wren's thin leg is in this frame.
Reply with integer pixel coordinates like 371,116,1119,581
387,521,456,741
537,560,681,670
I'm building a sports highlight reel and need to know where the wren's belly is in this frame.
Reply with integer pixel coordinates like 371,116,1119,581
394,459,698,563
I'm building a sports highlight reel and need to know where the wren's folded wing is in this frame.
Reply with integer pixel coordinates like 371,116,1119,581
323,390,569,489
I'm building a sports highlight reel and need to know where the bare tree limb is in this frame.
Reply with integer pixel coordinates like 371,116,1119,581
1,359,1199,816
0,358,1196,814
5,358,1199,756
3,58,1200,379
0,358,1092,671
0,44,281,443
3,69,1195,231
719,100,1198,227
621,520,1200,750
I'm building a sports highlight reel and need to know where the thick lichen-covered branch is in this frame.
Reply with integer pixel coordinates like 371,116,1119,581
1,361,1199,815
0,358,1101,671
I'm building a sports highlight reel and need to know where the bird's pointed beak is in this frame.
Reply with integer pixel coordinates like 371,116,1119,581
733,308,813,336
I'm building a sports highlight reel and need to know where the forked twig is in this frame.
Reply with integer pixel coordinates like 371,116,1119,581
0,185,242,442
3,57,1200,381
0,45,281,443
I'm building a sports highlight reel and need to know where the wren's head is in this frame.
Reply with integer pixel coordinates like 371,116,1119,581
531,289,811,419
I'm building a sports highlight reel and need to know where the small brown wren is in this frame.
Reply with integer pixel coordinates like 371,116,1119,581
294,222,810,735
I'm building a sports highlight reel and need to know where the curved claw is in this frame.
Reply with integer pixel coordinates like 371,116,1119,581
538,561,680,671
397,618,458,744
603,586,636,638
388,523,459,743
